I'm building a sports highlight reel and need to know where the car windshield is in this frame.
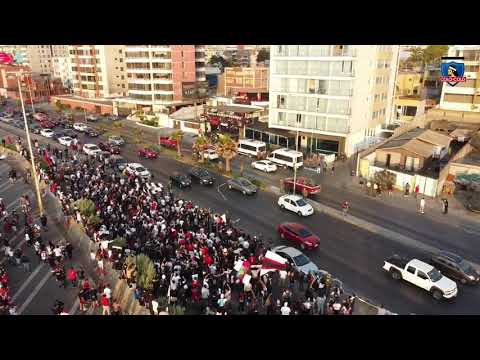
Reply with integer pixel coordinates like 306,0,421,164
293,254,310,267
298,228,312,238
240,179,252,186
136,167,146,172
458,260,475,274
295,199,308,207
427,269,443,282
199,170,209,176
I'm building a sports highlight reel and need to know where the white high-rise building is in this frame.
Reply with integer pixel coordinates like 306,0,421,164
68,45,127,99
0,45,68,75
439,45,480,113
269,45,399,156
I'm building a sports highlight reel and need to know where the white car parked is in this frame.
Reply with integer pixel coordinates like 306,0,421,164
277,194,314,217
58,136,74,146
40,129,54,138
73,123,88,132
83,144,102,156
251,160,277,173
125,163,151,179
203,148,219,161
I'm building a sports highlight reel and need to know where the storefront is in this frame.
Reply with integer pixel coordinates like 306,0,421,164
205,104,262,138
245,121,295,149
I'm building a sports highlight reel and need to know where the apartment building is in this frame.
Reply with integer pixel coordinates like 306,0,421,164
120,45,207,113
268,45,399,156
0,45,68,75
217,66,269,100
68,45,127,99
439,45,480,113
52,56,73,89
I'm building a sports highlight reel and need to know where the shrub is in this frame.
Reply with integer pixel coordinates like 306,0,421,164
110,236,127,248
112,121,123,129
140,118,159,127
135,254,156,291
373,170,396,190
73,198,96,217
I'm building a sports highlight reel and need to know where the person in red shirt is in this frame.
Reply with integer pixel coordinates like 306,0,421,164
67,267,78,288
82,278,91,291
100,294,110,315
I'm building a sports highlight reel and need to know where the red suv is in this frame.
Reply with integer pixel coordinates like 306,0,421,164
159,136,178,148
40,120,55,129
277,222,319,250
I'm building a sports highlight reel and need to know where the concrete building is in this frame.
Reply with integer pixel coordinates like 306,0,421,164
217,66,269,101
0,64,66,103
52,56,73,89
68,45,127,99
0,45,69,75
119,45,207,114
439,45,480,112
268,45,399,156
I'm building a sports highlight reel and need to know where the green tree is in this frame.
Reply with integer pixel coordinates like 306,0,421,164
54,100,64,113
192,135,209,163
135,254,156,291
216,134,237,173
208,55,228,68
373,170,396,190
171,130,184,157
73,198,96,217
256,49,270,63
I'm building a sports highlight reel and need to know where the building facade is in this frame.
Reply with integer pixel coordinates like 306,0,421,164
217,66,269,100
439,45,480,113
68,45,127,99
121,45,206,113
268,45,399,156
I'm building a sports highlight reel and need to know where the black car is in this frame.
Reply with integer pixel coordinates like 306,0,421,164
62,129,78,138
59,119,74,129
429,251,480,285
84,127,99,137
53,131,66,141
188,167,215,186
169,173,192,189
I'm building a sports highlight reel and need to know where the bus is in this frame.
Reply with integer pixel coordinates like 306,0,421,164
267,148,303,169
237,139,267,158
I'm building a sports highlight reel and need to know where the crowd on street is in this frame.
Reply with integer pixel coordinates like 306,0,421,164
0,132,361,315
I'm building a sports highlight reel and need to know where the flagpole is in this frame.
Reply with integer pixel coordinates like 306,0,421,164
15,72,44,216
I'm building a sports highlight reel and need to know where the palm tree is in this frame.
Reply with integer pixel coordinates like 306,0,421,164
193,135,209,163
216,134,237,174
171,130,184,157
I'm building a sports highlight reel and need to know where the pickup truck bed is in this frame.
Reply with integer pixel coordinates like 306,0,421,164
385,255,409,269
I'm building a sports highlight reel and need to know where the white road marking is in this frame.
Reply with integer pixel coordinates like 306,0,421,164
217,183,228,201
11,264,45,302
17,269,53,315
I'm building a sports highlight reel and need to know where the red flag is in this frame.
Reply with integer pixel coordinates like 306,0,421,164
43,150,53,167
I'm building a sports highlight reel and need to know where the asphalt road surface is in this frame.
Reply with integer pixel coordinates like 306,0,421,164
1,116,479,315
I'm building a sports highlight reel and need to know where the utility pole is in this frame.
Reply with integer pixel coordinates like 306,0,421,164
8,71,44,216
293,116,301,195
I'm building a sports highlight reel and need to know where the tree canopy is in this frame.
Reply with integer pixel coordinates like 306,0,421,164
256,49,270,63
407,45,449,66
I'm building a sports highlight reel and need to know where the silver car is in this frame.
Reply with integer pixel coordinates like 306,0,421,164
227,177,257,195
272,245,319,275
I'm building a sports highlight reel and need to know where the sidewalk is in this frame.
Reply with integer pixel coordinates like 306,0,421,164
313,158,480,229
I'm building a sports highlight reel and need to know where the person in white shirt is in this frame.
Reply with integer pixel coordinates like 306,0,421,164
280,302,291,315
103,284,112,300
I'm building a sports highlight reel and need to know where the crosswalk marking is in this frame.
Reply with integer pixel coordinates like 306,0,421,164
17,269,52,315
11,264,45,302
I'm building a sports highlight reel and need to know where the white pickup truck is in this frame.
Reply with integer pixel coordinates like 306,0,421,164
383,255,458,300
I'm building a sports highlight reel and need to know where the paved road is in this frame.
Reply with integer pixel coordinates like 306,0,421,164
1,116,480,314
0,159,84,315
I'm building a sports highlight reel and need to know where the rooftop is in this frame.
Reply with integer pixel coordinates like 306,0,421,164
169,105,205,122
208,104,263,114
52,95,113,106
456,151,480,167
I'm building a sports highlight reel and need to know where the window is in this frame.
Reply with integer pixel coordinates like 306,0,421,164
120,67,123,71
120,59,123,63
119,49,122,54
121,84,125,88
121,75,124,80
417,271,428,280
406,266,416,274
296,114,302,123
114,58,117,61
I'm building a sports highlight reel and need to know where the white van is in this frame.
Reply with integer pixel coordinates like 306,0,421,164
237,139,267,158
267,148,303,169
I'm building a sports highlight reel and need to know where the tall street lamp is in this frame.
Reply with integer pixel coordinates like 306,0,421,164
292,115,301,195
6,70,44,216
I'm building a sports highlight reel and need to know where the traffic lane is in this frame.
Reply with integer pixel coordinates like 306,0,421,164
313,186,480,264
229,156,480,264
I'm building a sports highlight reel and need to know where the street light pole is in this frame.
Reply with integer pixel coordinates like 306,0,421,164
13,72,44,216
293,119,300,195
25,75,36,114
